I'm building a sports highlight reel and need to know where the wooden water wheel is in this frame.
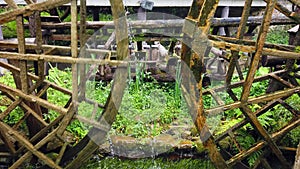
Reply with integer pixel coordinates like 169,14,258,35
0,0,299,169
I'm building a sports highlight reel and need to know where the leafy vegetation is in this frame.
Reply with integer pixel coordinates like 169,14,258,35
111,61,190,138
81,157,215,169
253,25,290,45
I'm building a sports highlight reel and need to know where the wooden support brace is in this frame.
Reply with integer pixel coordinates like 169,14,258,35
216,99,280,142
11,104,75,168
226,0,253,85
0,61,72,95
240,104,290,168
0,126,16,154
0,83,68,115
278,99,300,116
0,0,71,25
208,89,225,106
62,0,129,168
227,117,300,166
206,86,300,115
269,74,295,88
0,122,62,169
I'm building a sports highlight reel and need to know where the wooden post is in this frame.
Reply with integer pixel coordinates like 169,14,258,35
79,0,87,101
219,6,229,36
71,0,78,104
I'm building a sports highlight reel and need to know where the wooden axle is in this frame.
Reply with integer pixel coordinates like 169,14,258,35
24,16,293,30
262,55,300,67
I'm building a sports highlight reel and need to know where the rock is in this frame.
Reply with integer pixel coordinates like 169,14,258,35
106,134,180,158
181,131,192,140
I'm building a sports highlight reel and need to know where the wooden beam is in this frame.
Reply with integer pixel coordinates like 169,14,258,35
0,83,68,115
0,0,71,25
265,0,300,23
71,0,78,103
79,0,87,101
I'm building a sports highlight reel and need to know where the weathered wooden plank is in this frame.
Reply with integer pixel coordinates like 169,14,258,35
241,104,290,168
16,16,28,94
211,40,300,60
205,86,300,115
0,125,16,154
269,74,295,88
9,128,61,168
209,35,295,52
215,99,280,142
242,0,278,102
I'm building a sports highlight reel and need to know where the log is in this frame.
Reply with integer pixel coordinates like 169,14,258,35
23,16,294,30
